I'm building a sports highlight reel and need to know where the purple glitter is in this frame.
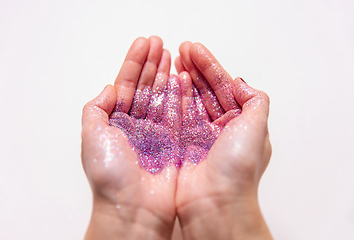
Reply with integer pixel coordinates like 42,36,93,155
109,75,239,173
129,86,152,119
180,86,221,165
109,76,182,174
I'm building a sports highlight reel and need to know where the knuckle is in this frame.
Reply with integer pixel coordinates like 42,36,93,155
258,91,270,105
82,101,94,114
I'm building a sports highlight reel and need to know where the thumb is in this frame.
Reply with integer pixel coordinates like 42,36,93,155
82,85,117,127
232,77,270,128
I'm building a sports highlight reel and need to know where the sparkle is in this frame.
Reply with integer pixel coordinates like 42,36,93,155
108,75,240,174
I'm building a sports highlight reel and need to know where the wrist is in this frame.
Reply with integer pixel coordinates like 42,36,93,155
85,195,173,240
178,195,272,240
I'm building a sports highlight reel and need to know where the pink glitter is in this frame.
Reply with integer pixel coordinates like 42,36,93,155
109,75,240,173
180,86,222,165
109,76,181,174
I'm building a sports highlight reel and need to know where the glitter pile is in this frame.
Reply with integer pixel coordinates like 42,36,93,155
109,75,237,174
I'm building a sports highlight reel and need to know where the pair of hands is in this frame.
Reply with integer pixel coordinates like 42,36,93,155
81,36,272,240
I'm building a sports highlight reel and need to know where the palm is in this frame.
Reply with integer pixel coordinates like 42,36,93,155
83,115,178,223
177,111,270,208
175,42,271,222
82,37,179,229
107,75,182,220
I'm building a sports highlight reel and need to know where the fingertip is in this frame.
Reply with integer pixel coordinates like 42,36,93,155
148,36,164,57
82,84,117,126
191,42,203,46
162,48,170,56
232,78,270,121
136,36,148,40
179,71,193,97
189,42,206,58
148,35,163,46
189,43,209,71
162,49,172,76
175,56,186,74
179,71,190,79
161,49,171,66
189,42,216,71
129,37,150,59
261,91,271,106
256,90,271,117
179,42,193,66
179,42,197,73
232,77,253,106
93,84,117,114
134,36,149,44
179,41,192,53
129,37,149,62
105,84,115,91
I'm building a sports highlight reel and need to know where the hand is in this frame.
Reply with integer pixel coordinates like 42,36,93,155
81,36,178,240
175,42,272,239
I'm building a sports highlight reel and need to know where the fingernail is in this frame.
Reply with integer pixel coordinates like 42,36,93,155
240,77,246,83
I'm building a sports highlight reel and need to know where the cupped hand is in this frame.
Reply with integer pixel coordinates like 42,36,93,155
175,42,272,239
81,36,179,240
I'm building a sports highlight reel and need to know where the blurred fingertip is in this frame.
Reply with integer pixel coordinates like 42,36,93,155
190,42,206,54
102,84,115,95
179,41,192,52
130,37,150,52
133,36,149,46
179,71,190,80
148,35,163,44
162,48,170,56
175,56,186,74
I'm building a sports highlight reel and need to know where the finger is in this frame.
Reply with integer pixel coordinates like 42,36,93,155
128,86,152,119
175,56,186,74
146,49,171,122
163,75,182,135
146,87,166,123
109,110,136,140
232,77,270,127
152,49,170,92
179,41,224,120
128,37,164,118
213,109,241,128
114,37,149,113
192,85,211,123
189,42,241,111
137,36,164,90
82,85,117,127
179,71,197,128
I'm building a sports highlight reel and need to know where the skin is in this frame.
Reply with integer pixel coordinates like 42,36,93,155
82,36,178,240
81,37,272,240
175,42,272,239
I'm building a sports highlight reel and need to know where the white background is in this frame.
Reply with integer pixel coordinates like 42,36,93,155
1,0,353,239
